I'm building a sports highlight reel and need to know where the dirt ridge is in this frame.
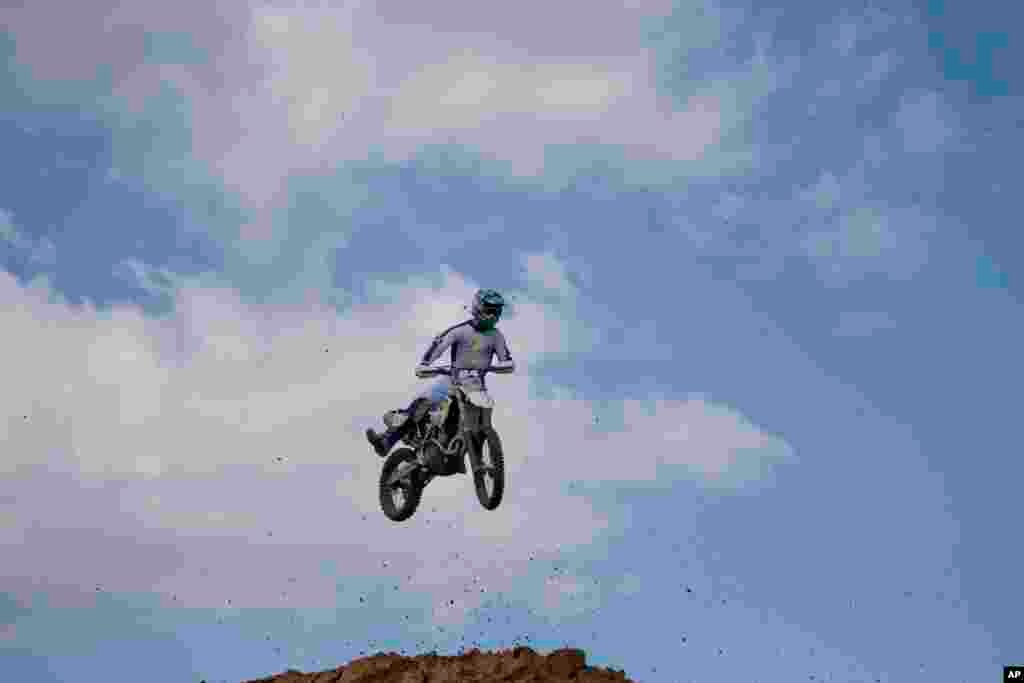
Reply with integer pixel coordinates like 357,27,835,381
239,646,637,683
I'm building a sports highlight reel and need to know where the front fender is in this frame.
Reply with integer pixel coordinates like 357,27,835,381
464,389,494,409
386,459,419,486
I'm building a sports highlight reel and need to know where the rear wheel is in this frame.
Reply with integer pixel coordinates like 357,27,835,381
472,428,505,510
379,448,424,522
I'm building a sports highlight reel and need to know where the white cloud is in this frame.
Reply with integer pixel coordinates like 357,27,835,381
793,164,938,287
113,259,178,299
386,54,631,131
0,261,792,625
365,46,724,176
0,208,57,266
541,573,602,618
616,572,644,596
2,0,750,205
0,208,17,242
248,7,375,148
801,205,934,286
892,90,958,154
522,252,577,299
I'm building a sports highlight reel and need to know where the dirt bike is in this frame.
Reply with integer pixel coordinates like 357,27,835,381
378,365,506,522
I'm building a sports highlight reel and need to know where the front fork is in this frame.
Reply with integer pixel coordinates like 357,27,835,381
462,404,494,474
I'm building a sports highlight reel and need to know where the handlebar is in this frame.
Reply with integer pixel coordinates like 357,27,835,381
417,363,513,378
416,365,487,377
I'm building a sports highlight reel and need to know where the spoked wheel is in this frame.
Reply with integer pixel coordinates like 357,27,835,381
379,448,424,522
472,428,505,510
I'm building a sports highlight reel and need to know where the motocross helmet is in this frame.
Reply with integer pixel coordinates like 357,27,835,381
470,289,504,330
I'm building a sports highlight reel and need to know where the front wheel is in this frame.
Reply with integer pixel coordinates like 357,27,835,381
472,428,505,510
379,448,424,522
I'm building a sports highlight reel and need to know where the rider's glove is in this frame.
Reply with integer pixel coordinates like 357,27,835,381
414,363,433,378
491,359,515,374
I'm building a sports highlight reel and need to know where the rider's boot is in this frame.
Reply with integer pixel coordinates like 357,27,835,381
366,427,401,458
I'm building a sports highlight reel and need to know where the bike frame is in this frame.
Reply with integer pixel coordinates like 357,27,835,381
385,366,494,486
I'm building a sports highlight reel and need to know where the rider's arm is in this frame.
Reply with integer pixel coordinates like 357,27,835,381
416,327,460,376
490,329,515,373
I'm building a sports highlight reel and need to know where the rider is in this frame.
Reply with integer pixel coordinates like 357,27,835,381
365,288,515,458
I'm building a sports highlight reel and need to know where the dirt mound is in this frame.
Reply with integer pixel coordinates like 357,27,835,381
240,646,636,683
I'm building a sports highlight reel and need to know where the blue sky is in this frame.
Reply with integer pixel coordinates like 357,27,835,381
1,1,1021,682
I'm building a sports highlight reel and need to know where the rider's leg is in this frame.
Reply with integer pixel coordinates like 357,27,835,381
367,377,451,457
366,395,435,457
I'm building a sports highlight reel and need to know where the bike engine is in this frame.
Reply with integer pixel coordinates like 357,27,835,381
421,442,445,474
